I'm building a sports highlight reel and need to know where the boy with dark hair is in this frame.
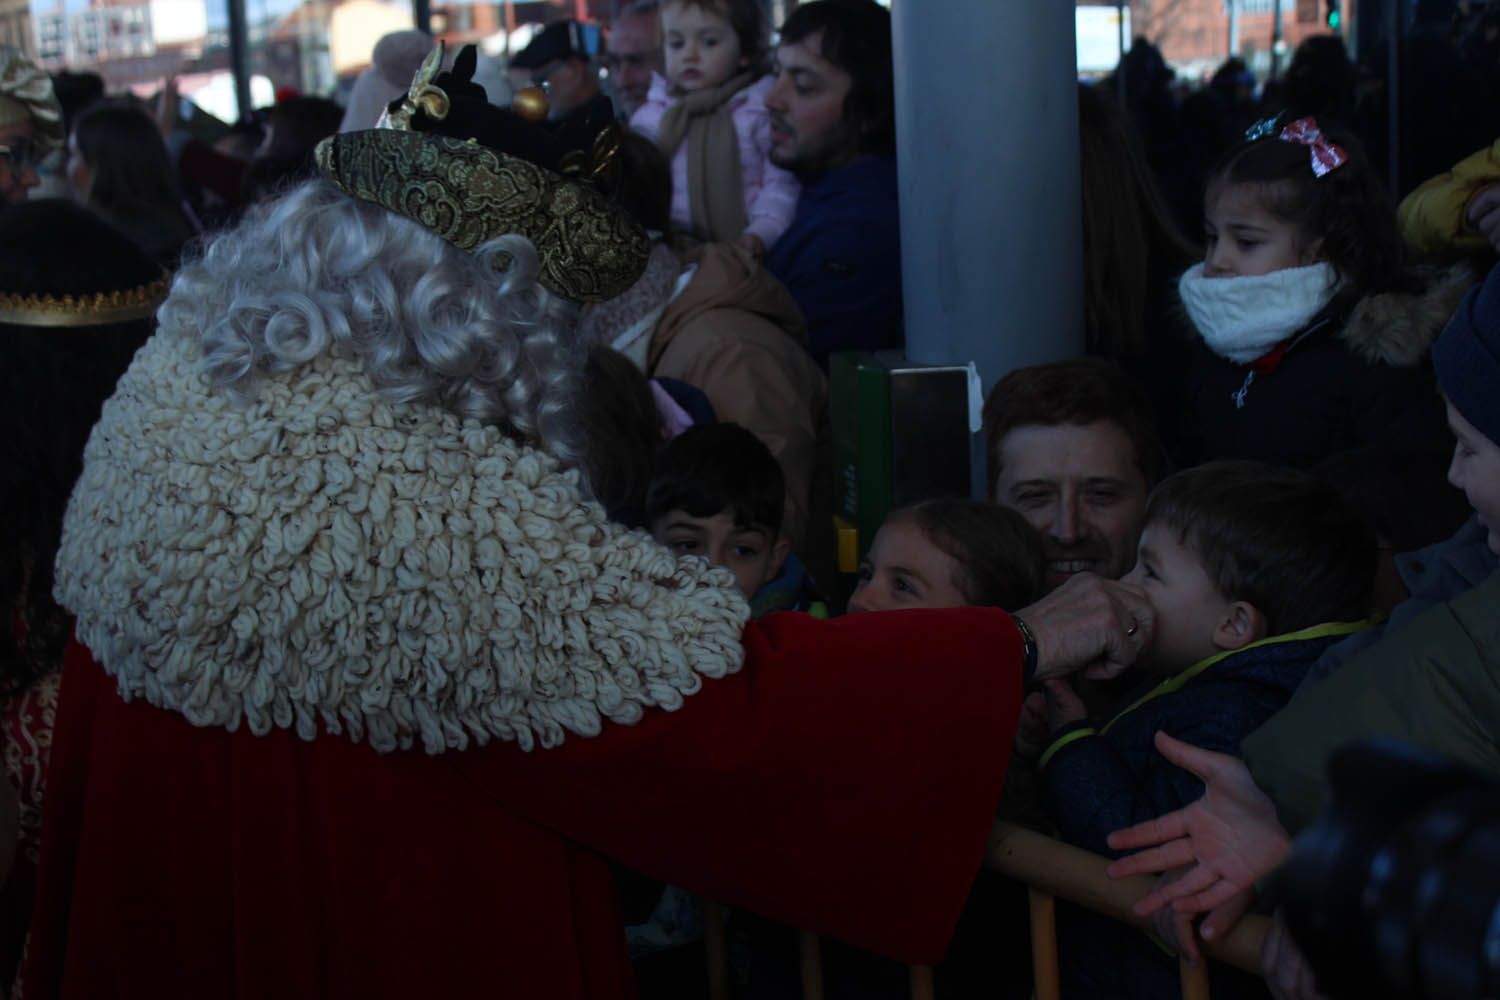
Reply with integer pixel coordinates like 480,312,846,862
1027,460,1376,999
1036,460,1375,845
636,422,811,970
647,423,790,601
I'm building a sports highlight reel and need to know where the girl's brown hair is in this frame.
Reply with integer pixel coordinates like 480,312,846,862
1078,84,1199,358
890,499,1047,611
1207,121,1415,300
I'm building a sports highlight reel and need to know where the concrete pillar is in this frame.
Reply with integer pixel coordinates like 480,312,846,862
227,0,252,122
892,1,1084,391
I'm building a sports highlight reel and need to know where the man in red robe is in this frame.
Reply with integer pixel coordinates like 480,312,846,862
25,45,1152,999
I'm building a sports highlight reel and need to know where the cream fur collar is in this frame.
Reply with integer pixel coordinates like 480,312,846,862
1178,262,1341,363
54,330,749,754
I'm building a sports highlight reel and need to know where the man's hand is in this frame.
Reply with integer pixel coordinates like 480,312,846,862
1042,678,1086,732
734,233,766,259
1016,572,1154,683
1014,691,1049,761
1105,732,1290,941
1148,867,1202,963
1467,183,1500,254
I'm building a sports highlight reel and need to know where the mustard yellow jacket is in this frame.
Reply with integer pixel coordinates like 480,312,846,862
1399,137,1500,259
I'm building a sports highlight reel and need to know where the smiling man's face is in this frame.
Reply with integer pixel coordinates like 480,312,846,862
993,420,1149,591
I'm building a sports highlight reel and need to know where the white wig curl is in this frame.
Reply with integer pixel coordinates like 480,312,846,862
163,180,588,474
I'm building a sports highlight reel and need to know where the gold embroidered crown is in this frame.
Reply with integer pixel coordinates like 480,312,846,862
315,43,648,304
0,274,169,328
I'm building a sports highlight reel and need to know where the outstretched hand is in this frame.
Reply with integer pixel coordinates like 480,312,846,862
1105,732,1291,941
1017,572,1154,683
1042,678,1087,732
1148,867,1204,964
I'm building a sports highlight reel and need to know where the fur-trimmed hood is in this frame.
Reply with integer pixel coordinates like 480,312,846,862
54,328,750,755
1341,263,1476,366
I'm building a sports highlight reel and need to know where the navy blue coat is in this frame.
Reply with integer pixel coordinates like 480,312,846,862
764,156,902,367
1041,624,1367,1000
1179,267,1472,470
1040,623,1367,858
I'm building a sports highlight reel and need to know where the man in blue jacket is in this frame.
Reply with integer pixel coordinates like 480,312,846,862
763,1,901,367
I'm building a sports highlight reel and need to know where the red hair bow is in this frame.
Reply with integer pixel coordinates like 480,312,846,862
1279,117,1348,178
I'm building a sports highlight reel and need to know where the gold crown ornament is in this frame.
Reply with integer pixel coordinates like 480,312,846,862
511,86,549,123
317,42,648,304
0,274,169,328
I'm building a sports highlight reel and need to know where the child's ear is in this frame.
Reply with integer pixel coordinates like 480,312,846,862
1212,600,1268,651
1299,236,1325,266
769,537,791,581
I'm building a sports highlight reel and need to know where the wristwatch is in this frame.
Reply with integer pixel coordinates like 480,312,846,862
1012,615,1039,682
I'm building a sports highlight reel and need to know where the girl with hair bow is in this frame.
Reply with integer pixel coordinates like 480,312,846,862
1176,114,1467,471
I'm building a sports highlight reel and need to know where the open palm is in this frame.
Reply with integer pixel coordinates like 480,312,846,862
1104,731,1293,937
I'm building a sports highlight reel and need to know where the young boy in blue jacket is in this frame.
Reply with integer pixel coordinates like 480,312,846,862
1031,460,1376,999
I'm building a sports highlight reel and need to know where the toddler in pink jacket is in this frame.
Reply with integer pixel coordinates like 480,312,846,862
628,0,798,257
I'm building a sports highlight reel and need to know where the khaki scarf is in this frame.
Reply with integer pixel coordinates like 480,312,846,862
655,71,756,243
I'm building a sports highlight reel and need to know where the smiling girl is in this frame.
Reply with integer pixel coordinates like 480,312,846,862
1178,115,1469,469
847,499,1046,615
628,0,797,256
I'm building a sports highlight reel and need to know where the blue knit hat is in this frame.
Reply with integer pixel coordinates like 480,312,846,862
1432,264,1500,448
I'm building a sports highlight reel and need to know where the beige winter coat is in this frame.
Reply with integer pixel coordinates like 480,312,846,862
648,243,829,563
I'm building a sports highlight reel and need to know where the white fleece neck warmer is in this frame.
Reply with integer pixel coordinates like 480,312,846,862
1178,262,1341,363
54,329,750,755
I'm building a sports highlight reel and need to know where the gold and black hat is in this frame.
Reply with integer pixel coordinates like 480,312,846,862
316,44,648,304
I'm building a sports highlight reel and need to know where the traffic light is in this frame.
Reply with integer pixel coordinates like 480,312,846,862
1326,0,1341,29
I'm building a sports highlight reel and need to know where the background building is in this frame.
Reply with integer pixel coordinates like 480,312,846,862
1080,0,1353,79
0,0,33,55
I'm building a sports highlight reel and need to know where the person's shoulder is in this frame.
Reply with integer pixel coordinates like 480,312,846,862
629,73,674,129
780,160,898,238
822,156,898,197
660,246,806,347
1118,650,1300,726
806,162,898,224
733,73,775,108
1451,567,1500,636
1340,264,1477,367
647,71,672,102
731,79,775,140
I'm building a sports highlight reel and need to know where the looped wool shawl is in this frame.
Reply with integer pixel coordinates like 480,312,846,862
53,329,749,754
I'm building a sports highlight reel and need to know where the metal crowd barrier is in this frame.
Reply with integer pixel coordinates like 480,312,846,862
702,820,1272,1000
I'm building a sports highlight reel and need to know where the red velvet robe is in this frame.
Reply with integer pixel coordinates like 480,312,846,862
25,608,1022,998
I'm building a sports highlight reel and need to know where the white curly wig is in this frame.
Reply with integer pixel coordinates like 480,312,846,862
165,179,589,474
